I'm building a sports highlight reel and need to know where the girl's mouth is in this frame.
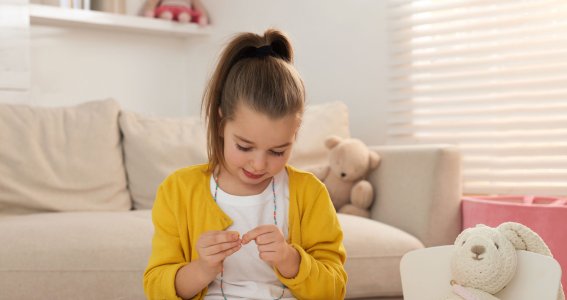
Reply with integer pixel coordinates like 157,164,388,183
243,169,264,179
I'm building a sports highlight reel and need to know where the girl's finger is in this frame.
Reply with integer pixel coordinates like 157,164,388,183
200,231,240,246
202,240,242,256
242,225,275,244
205,243,242,263
257,243,278,253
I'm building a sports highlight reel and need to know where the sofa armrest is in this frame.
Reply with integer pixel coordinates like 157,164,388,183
368,144,461,247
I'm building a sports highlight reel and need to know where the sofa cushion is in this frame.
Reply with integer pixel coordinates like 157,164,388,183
120,101,350,210
0,210,153,299
288,101,350,168
338,213,425,299
119,111,208,209
0,212,421,299
0,99,131,215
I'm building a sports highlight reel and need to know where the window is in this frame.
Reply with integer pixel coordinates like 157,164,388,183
387,0,567,196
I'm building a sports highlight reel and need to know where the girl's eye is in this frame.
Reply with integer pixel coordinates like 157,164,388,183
270,150,285,157
236,144,251,152
495,243,499,250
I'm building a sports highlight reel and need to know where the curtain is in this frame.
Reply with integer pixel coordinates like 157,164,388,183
387,0,567,196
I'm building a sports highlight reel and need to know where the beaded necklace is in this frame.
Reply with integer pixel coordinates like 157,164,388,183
212,174,286,300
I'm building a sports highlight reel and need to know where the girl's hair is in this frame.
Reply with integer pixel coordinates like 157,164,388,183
202,29,306,173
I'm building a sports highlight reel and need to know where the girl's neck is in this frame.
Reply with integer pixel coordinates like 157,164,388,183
215,167,273,196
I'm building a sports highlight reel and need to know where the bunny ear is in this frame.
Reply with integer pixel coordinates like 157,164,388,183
497,222,552,256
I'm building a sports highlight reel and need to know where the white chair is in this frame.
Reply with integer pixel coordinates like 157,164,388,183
400,245,562,300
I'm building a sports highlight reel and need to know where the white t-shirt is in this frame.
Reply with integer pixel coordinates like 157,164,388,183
204,169,296,300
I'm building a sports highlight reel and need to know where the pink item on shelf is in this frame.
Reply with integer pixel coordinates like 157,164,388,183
154,5,201,23
462,195,567,296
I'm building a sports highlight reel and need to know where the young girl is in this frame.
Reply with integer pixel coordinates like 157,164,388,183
143,29,347,300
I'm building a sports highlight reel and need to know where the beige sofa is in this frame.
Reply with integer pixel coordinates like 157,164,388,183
0,99,462,300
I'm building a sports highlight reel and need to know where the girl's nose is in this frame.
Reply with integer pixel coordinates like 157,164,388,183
251,153,267,171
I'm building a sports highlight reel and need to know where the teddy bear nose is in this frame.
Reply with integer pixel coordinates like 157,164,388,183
471,245,485,256
341,172,346,177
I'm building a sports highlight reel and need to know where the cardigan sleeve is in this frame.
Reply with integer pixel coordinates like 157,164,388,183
143,179,188,300
276,179,348,299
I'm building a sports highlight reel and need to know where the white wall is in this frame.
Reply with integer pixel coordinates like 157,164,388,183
0,0,31,103
24,0,390,144
184,0,391,145
30,25,192,116
188,0,387,144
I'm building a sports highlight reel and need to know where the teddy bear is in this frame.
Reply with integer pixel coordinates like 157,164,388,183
308,135,380,218
446,222,565,300
141,0,209,25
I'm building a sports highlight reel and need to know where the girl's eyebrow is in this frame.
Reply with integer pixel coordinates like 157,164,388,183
234,134,291,149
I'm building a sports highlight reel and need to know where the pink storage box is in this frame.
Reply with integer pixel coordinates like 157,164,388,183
462,195,567,295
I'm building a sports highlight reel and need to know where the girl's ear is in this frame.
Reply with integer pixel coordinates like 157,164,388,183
218,107,223,118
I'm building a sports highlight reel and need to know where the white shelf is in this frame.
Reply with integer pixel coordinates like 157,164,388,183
29,4,210,37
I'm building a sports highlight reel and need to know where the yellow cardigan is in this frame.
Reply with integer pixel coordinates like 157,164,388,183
143,164,347,300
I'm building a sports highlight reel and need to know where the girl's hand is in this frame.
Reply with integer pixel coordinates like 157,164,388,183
196,230,242,275
242,225,300,278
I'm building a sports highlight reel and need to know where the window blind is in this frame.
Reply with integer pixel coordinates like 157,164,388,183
387,0,567,196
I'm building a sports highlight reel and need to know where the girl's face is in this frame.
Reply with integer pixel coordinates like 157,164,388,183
220,103,301,195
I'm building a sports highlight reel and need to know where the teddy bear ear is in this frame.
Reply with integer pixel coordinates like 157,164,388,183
497,222,552,256
324,135,343,149
369,151,380,169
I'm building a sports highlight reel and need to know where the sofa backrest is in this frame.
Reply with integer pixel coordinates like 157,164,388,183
120,101,351,210
0,99,350,214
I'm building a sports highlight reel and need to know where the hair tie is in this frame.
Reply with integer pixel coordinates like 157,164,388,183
253,45,275,58
240,45,278,60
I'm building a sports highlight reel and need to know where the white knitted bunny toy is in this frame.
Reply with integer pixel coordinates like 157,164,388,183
446,222,565,300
